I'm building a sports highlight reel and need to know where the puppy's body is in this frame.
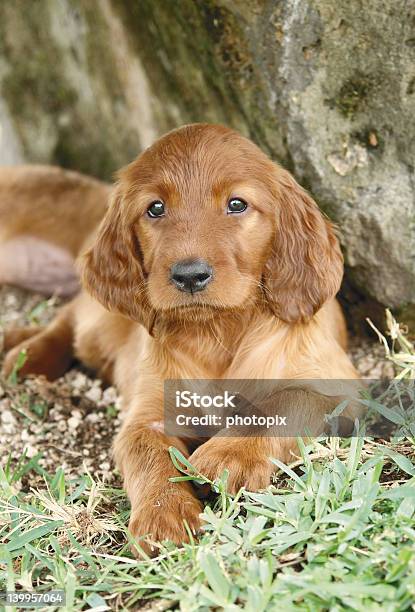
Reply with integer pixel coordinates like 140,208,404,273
0,165,110,296
0,125,359,554
72,290,351,388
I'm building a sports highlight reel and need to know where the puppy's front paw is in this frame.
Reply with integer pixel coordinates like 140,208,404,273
128,487,203,557
189,438,273,495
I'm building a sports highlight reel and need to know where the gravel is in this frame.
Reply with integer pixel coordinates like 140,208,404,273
0,285,122,487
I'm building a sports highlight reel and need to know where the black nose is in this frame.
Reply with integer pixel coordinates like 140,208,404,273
170,259,213,293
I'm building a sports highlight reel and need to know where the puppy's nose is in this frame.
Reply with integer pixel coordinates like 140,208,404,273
170,259,213,293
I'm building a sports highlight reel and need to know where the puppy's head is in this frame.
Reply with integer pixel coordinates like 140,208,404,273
82,124,343,328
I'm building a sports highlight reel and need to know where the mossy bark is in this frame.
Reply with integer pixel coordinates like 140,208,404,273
0,0,159,178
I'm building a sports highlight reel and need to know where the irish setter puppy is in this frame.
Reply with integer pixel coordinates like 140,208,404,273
0,124,359,554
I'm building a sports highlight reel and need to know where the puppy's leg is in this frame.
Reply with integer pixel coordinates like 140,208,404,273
188,390,340,494
2,326,45,351
2,303,75,380
114,406,202,557
189,435,286,495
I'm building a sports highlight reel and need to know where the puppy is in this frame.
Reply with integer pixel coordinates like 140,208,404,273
0,124,359,554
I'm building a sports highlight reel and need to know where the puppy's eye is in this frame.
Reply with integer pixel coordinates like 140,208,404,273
227,198,248,214
147,201,165,218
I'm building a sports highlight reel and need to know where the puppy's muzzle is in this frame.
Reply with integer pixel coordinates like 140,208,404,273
170,259,213,293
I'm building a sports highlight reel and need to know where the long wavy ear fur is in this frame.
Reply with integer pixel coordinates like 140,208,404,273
263,168,343,324
81,185,152,327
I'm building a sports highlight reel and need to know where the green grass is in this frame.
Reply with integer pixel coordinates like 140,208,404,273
1,311,414,610
1,438,415,610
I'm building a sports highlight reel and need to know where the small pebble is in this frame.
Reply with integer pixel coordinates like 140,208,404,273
25,445,37,458
1,409,15,425
86,413,100,423
71,373,87,391
5,294,18,308
101,386,118,406
68,416,81,430
85,385,102,403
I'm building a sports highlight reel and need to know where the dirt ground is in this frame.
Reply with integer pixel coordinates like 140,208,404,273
0,286,122,488
0,285,394,488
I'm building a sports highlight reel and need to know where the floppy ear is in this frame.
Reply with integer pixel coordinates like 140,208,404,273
81,185,154,329
263,168,343,323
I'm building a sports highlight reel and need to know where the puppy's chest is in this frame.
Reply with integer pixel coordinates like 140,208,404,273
169,334,234,379
154,330,235,379
154,317,286,380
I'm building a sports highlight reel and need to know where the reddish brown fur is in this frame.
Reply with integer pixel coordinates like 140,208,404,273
0,165,110,255
0,166,110,296
0,124,359,556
